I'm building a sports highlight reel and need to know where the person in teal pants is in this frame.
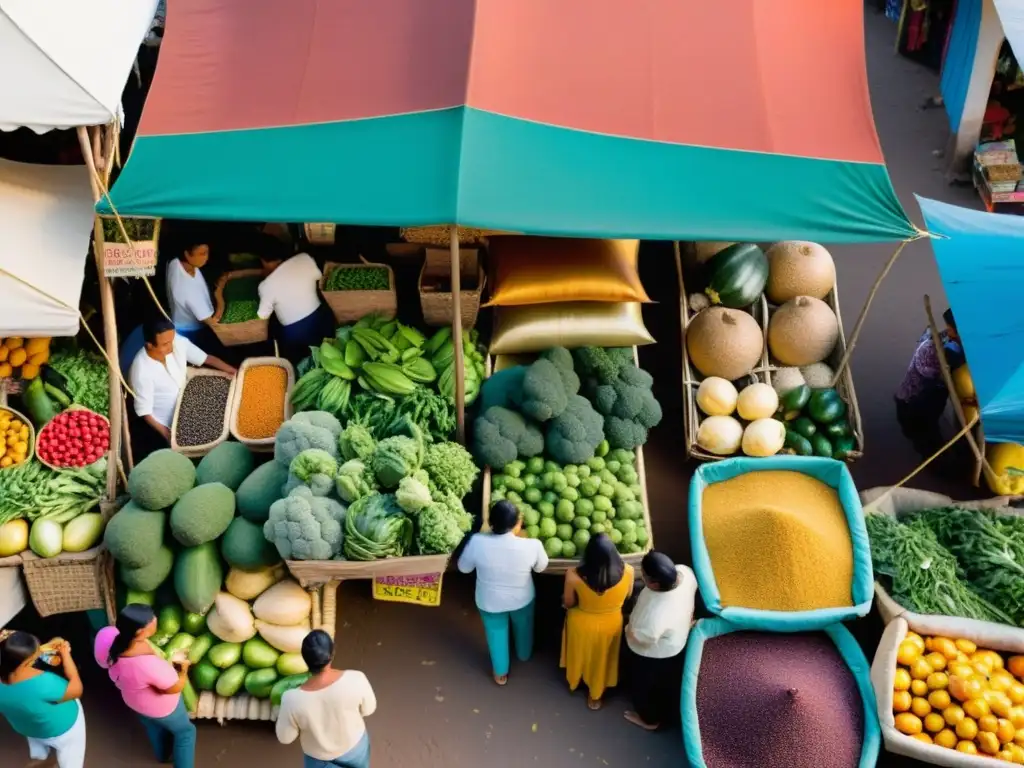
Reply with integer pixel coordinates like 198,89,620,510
458,501,549,685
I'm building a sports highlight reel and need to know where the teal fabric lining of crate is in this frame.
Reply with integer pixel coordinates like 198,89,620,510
688,456,873,631
680,618,880,768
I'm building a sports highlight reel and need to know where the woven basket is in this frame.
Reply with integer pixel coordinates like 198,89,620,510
303,223,336,245
21,547,111,617
823,283,865,460
210,269,270,347
418,263,486,328
35,405,109,471
0,404,34,473
229,357,295,451
400,226,503,247
191,581,338,722
677,258,772,462
320,259,397,325
170,369,236,458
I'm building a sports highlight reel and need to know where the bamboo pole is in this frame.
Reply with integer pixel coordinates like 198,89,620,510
450,226,466,443
923,294,992,486
77,127,123,501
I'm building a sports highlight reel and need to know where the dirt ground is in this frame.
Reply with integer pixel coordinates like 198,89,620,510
1,8,989,767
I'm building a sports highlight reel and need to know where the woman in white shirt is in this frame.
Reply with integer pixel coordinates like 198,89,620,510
165,238,215,343
623,551,697,731
457,501,549,686
276,630,375,768
257,250,330,359
129,320,235,447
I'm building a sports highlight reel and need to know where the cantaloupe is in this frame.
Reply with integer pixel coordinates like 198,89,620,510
690,241,736,265
687,308,763,381
765,241,836,304
800,362,836,389
768,297,838,366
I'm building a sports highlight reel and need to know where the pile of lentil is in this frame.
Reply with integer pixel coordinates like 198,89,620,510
701,470,854,612
174,375,232,447
236,365,288,439
324,265,390,292
220,275,262,324
695,631,864,768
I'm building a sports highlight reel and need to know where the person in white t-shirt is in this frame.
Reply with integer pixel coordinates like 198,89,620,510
257,250,329,358
129,320,235,445
622,552,697,731
457,501,549,686
276,630,375,768
165,238,215,342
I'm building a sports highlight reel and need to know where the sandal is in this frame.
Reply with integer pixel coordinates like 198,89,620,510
587,697,602,711
493,674,508,686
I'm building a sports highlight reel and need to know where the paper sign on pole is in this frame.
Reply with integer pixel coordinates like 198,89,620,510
371,573,443,607
100,218,158,278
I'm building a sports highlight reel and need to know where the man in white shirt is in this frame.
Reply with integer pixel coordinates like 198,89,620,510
166,238,215,340
129,319,235,445
257,250,329,359
458,501,549,686
623,552,697,731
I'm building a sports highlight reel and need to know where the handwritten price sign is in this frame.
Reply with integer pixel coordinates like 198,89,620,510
102,241,157,278
372,573,443,607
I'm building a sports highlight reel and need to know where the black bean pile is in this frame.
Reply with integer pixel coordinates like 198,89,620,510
175,376,232,447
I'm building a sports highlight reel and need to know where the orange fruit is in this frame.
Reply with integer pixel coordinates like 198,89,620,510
925,652,948,672
911,680,929,697
893,691,912,713
956,740,979,754
966,697,992,719
927,672,949,691
981,714,1001,733
944,704,966,726
894,668,912,692
909,732,932,744
1010,706,1024,729
979,731,1002,755
955,638,978,655
911,658,934,681
1008,656,1024,679
895,713,923,736
928,690,952,710
897,641,922,666
924,713,945,733
911,697,932,718
934,728,957,749
905,632,926,652
933,638,959,660
1010,683,1024,706
956,716,979,740
997,718,1016,744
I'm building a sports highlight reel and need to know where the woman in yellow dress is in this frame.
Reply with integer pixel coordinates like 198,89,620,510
560,534,633,710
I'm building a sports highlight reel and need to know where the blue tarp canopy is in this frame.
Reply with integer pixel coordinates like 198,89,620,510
918,196,1024,444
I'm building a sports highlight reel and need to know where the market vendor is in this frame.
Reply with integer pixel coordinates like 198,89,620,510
129,319,235,447
166,237,215,343
894,308,965,460
257,248,331,360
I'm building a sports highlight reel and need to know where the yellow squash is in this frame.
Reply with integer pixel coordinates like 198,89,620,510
985,442,1024,495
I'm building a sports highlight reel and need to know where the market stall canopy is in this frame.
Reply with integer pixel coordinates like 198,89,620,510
918,196,1024,445
101,0,915,244
0,159,95,336
0,0,159,132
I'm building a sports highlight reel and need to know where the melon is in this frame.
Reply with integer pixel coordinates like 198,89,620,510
765,241,836,304
800,362,836,389
770,367,806,398
689,241,736,265
767,297,838,366
686,307,763,381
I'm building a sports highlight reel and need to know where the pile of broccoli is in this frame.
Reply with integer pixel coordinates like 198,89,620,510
472,346,662,469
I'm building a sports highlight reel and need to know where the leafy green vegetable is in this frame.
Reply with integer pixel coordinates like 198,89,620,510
395,471,432,514
335,460,377,504
48,347,110,416
865,514,1014,624
342,493,412,560
422,441,479,499
416,492,472,554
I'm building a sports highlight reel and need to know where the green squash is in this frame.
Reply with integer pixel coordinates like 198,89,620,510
703,243,769,309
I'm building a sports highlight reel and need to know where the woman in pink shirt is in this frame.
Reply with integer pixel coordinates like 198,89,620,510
94,604,196,768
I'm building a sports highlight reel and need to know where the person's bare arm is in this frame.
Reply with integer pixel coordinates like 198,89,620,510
160,661,191,694
143,415,171,441
57,642,83,702
204,356,237,376
562,571,578,609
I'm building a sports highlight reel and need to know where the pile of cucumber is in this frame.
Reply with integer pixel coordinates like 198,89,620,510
775,384,856,460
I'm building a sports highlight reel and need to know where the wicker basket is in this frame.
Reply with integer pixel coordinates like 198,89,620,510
0,404,34,472
210,269,270,347
35,405,109,471
20,547,111,617
400,226,505,246
677,259,772,462
229,357,295,450
303,223,336,245
192,581,338,723
418,263,486,328
320,260,397,325
170,369,236,458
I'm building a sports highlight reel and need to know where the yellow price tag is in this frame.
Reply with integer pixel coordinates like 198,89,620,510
372,573,443,607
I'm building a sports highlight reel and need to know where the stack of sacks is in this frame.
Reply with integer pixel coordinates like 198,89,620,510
485,237,655,356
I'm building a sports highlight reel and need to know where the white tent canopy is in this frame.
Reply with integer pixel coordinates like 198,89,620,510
0,0,159,132
0,159,95,336
994,0,1024,68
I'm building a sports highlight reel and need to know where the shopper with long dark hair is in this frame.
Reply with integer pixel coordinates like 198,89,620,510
276,629,376,768
560,533,633,710
623,551,697,730
0,630,85,767
94,603,196,767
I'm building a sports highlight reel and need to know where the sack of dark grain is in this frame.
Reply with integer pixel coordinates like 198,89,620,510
176,376,232,448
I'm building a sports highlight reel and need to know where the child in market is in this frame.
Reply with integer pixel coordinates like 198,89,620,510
894,308,965,461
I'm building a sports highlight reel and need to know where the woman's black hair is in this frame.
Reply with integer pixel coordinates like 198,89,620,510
0,631,40,681
577,533,624,595
943,308,957,329
143,318,176,346
489,500,520,535
108,604,155,667
641,551,678,591
301,629,334,675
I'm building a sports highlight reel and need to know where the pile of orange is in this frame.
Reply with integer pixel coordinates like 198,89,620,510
891,631,1024,762
0,409,30,468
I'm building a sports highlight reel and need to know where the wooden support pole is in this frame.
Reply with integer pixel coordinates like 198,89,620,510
450,227,466,443
924,294,991,486
77,127,123,501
